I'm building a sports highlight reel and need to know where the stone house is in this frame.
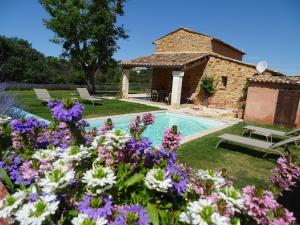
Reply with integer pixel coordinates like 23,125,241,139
121,27,282,109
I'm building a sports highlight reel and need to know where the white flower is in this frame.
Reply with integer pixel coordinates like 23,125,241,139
32,149,58,162
72,213,107,225
82,165,116,194
39,167,75,193
196,169,226,190
145,168,172,193
0,115,12,125
0,190,26,218
96,130,130,151
179,199,230,225
91,136,103,148
59,145,91,162
15,195,59,225
52,158,73,170
219,186,244,212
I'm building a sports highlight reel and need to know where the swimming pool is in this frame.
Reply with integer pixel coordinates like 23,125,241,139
88,112,226,146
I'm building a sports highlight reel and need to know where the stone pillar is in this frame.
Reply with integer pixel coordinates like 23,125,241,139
171,71,184,108
122,71,129,99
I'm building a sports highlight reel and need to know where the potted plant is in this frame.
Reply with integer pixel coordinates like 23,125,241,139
238,103,246,119
200,75,217,106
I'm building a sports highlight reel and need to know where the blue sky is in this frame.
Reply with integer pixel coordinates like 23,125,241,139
1,0,300,75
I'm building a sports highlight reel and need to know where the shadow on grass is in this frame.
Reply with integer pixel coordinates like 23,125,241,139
219,142,279,161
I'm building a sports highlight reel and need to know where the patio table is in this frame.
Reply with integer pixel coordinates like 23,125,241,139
249,130,273,142
158,90,169,101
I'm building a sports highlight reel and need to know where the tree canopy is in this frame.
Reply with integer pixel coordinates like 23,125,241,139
0,35,85,84
39,0,128,93
0,35,151,87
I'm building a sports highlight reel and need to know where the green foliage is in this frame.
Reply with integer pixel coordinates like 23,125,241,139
0,168,14,193
146,203,159,225
124,172,144,188
39,0,128,92
240,79,249,101
201,75,217,95
0,35,85,84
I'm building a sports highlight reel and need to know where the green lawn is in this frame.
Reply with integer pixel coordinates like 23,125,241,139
10,90,161,120
177,122,300,189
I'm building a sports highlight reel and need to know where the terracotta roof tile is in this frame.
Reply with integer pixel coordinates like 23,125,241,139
121,53,209,68
249,75,300,86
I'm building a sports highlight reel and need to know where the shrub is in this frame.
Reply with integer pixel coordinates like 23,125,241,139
201,75,217,95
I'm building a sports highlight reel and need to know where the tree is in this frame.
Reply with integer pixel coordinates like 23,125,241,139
39,0,128,93
0,35,45,82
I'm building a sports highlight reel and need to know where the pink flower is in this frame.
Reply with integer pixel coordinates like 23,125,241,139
270,157,300,192
243,186,295,225
20,161,38,180
98,118,114,134
161,125,182,151
58,122,68,129
142,113,155,125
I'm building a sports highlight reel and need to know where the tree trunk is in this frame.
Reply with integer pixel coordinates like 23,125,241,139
87,72,96,94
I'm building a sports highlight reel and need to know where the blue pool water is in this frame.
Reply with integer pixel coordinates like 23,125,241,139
88,112,225,145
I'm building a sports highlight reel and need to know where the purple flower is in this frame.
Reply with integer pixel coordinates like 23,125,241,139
156,147,177,165
77,195,113,221
0,155,34,186
110,205,150,225
11,118,45,134
127,138,152,156
29,193,38,202
49,100,84,123
166,164,189,196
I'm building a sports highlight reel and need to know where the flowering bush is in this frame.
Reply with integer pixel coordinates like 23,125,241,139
161,125,182,151
270,156,300,193
0,101,298,225
129,113,155,140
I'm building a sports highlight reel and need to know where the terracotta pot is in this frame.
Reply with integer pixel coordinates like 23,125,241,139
0,182,10,225
238,108,245,119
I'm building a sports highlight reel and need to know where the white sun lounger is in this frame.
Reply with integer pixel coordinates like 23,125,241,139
216,134,300,156
34,89,52,103
243,125,300,138
242,125,300,146
77,88,103,106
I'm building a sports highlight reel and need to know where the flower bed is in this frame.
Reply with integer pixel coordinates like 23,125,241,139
0,99,299,225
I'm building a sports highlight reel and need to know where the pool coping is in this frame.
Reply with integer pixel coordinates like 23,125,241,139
86,110,240,145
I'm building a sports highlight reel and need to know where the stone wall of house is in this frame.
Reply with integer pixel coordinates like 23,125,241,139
211,40,243,60
195,56,273,110
154,29,244,61
154,29,212,53
182,63,207,101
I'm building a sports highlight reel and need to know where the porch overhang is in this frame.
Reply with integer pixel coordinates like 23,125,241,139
121,52,209,71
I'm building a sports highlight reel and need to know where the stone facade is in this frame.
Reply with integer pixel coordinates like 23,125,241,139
211,40,243,60
154,28,244,60
123,28,281,110
197,57,273,109
151,55,275,110
154,29,212,53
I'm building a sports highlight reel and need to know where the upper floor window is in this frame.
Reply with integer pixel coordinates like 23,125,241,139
221,76,228,89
